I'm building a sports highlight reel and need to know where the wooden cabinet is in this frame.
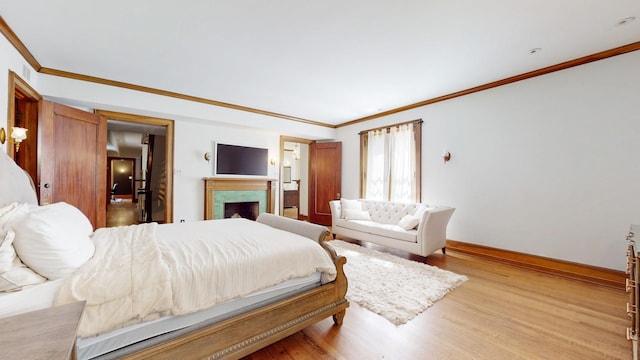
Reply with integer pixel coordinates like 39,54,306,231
627,224,639,360
0,301,85,359
283,190,299,208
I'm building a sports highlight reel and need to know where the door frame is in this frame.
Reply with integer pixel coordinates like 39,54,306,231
95,110,175,224
279,136,313,219
6,71,41,184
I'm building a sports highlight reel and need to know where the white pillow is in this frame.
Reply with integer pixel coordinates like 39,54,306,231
398,215,420,230
413,204,433,219
12,202,95,279
0,229,46,292
340,198,362,219
343,209,372,221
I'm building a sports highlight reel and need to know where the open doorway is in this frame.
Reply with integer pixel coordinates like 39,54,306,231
98,110,174,225
108,157,136,202
279,137,312,220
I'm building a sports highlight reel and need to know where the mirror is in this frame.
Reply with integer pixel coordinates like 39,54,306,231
283,166,292,183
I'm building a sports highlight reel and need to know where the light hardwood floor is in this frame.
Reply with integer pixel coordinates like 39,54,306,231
99,209,631,359
245,240,631,360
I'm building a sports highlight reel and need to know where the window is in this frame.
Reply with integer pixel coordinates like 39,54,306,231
360,120,422,202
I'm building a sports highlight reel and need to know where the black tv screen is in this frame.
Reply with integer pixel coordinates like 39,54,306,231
215,143,268,176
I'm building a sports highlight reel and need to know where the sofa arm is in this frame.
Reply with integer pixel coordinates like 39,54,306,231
329,200,342,236
417,206,455,255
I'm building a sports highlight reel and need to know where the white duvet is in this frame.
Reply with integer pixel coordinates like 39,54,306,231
54,218,337,337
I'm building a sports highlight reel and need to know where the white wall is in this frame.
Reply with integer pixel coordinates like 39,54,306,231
0,36,39,152
0,34,337,223
337,51,640,271
173,121,282,222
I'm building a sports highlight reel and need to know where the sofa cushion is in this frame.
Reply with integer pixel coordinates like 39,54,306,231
343,209,372,221
338,219,417,243
367,223,417,243
336,218,372,232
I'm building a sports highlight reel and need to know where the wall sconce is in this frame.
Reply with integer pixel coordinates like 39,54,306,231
11,127,28,153
442,149,451,164
0,128,5,144
204,152,211,163
269,157,277,166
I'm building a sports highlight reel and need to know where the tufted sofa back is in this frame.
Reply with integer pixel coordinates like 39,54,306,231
359,200,424,225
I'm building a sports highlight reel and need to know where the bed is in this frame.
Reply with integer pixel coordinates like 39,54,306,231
0,151,348,359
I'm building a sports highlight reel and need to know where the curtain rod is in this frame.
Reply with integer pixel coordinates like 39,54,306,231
358,119,423,135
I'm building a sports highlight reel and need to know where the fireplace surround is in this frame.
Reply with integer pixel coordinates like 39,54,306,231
204,178,275,220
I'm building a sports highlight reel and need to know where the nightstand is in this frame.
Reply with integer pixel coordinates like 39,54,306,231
0,301,85,360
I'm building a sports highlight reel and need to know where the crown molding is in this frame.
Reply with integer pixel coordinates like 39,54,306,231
0,16,333,129
38,68,334,128
0,17,41,71
1,16,637,130
337,41,640,128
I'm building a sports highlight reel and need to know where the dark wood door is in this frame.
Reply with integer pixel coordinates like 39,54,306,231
38,101,107,229
309,142,341,225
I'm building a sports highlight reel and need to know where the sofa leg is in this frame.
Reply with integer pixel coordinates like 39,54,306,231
442,247,446,254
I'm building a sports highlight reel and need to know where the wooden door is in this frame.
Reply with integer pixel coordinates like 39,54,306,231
38,101,107,229
309,142,341,225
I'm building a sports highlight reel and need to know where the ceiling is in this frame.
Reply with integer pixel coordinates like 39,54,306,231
0,1,638,126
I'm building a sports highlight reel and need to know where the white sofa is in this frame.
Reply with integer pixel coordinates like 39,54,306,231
329,199,455,257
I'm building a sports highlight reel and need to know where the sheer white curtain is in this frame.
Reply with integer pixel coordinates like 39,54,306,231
388,123,415,202
364,123,416,202
365,129,387,201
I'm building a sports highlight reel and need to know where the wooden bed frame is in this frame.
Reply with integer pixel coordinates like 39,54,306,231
121,215,349,360
0,153,348,360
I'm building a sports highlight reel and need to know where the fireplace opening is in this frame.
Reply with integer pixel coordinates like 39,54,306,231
224,201,259,220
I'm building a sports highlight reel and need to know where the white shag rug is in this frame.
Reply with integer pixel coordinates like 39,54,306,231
330,240,468,325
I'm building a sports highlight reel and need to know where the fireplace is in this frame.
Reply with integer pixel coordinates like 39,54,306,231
224,201,259,220
204,178,275,220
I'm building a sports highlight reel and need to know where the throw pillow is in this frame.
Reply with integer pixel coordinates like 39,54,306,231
398,215,420,230
413,204,433,219
340,198,362,219
343,209,372,221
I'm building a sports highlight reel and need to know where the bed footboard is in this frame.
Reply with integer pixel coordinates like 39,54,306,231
123,215,348,360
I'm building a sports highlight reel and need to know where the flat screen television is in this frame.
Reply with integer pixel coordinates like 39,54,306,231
214,143,268,176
